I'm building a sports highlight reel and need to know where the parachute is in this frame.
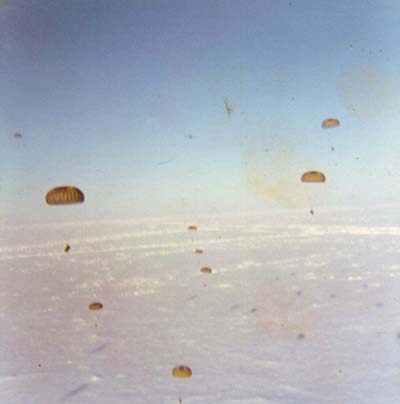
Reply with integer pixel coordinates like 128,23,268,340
322,118,340,129
89,302,103,311
45,186,84,205
172,366,192,378
64,243,71,253
200,267,212,274
301,171,326,214
12,132,22,139
187,225,197,231
301,171,326,183
195,248,203,254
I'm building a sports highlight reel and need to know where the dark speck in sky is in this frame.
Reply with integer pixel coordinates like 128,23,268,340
158,157,177,165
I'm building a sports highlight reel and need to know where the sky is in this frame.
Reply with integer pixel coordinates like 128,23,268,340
1,0,400,224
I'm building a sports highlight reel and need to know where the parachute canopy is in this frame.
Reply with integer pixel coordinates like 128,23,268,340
89,302,103,311
64,243,71,253
322,118,340,129
195,248,203,254
12,132,22,139
200,267,212,274
172,366,192,378
301,171,326,183
45,186,84,205
187,225,197,231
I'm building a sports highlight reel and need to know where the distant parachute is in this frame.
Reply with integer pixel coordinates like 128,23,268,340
64,243,71,253
195,248,203,254
301,171,326,215
187,225,197,231
89,302,103,311
45,186,84,205
172,366,192,378
301,171,326,183
322,118,340,129
12,132,22,139
200,267,212,274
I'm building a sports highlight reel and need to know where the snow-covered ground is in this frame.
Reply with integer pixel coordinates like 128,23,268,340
1,208,400,403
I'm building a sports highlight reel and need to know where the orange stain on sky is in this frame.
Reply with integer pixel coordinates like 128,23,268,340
244,145,310,208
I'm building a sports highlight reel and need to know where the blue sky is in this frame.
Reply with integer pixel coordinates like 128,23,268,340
1,0,400,223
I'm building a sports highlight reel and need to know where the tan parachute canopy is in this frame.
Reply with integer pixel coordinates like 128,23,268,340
64,243,71,253
45,186,84,205
322,118,340,129
195,248,203,254
187,225,197,231
89,302,103,311
200,267,212,274
301,171,326,183
172,366,192,378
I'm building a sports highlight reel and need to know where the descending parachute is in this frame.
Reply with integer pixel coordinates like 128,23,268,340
172,366,192,378
45,186,84,205
89,302,103,311
301,171,326,183
195,248,203,254
64,243,71,253
12,132,22,139
322,118,340,129
301,171,326,215
187,225,197,231
200,267,212,274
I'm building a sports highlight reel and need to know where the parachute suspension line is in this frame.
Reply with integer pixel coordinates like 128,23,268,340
301,171,326,215
303,187,314,215
94,311,102,328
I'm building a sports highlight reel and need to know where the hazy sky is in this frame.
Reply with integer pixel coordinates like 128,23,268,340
2,0,400,223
